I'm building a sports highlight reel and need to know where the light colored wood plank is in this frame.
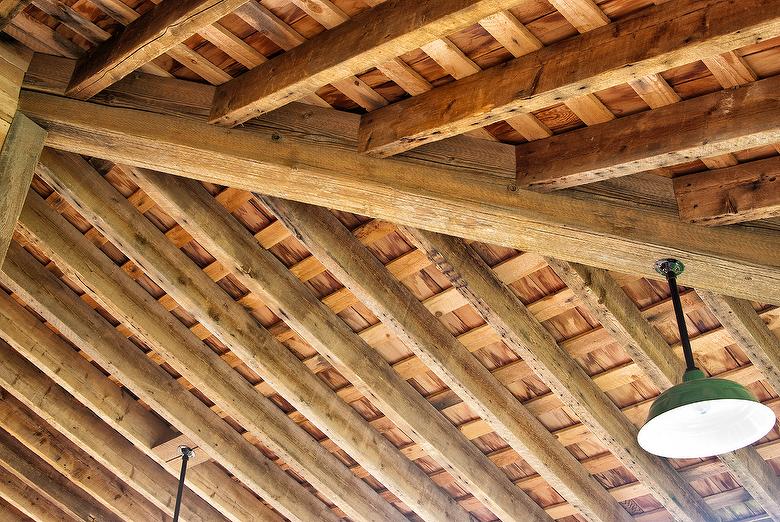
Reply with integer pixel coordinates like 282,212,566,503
129,167,478,522
291,0,347,28
406,230,715,522
0,0,31,29
0,394,167,522
549,0,609,32
357,0,780,156
376,57,431,95
479,10,541,57
66,0,249,98
27,157,405,522
505,112,552,141
0,296,275,522
20,89,780,304
703,51,758,89
0,465,73,522
564,93,614,125
262,196,637,522
0,241,329,522
0,429,122,522
198,23,267,68
331,76,388,110
210,0,524,125
420,38,480,79
0,113,45,267
629,73,681,108
673,155,780,225
514,75,780,190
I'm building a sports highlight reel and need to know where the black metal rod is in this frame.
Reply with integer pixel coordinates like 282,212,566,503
665,271,698,372
172,447,193,522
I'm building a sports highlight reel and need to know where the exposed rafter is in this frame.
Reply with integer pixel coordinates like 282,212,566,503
356,0,780,156
18,89,780,304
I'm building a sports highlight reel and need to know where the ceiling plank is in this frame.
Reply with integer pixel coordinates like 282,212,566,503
260,196,640,522
0,428,122,522
544,259,780,520
66,0,249,99
26,156,410,522
209,0,523,126
0,465,73,522
0,241,332,522
0,294,275,522
673,155,780,225
0,0,31,30
514,75,780,191
357,0,780,156
403,228,717,521
0,394,168,522
0,113,45,267
18,90,780,305
129,167,531,522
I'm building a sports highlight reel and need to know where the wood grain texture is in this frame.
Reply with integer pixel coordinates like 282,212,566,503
0,429,122,522
405,230,716,522
0,291,272,522
66,0,249,98
0,242,323,522
0,113,44,268
673,155,780,225
0,0,31,30
262,196,640,522
0,465,73,522
0,394,168,522
358,0,780,156
515,75,780,191
19,90,780,305
129,168,474,522
210,0,522,125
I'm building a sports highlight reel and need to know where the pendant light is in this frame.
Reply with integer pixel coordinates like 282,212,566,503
637,259,776,459
173,446,195,522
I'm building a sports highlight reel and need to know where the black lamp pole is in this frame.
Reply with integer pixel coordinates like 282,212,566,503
654,258,698,373
172,446,195,522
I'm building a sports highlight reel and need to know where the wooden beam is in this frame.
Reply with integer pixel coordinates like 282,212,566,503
0,1,31,30
0,295,276,522
513,76,780,192
26,155,410,522
66,0,248,99
260,196,641,522
544,259,780,520
673,155,780,225
209,0,521,126
0,394,168,522
128,167,525,522
0,242,331,522
0,496,32,521
0,428,122,522
403,228,718,521
0,465,73,522
19,90,780,305
0,113,44,267
357,0,780,156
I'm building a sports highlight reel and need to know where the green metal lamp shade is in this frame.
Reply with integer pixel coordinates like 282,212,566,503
638,370,776,459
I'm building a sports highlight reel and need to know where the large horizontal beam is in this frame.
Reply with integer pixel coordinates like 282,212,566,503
357,0,780,156
18,90,780,304
209,0,521,126
66,0,248,98
513,76,780,191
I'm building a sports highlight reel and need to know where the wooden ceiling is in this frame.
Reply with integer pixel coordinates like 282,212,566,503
0,0,778,521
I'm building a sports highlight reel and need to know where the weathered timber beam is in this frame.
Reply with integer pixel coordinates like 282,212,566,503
261,196,636,522
0,242,329,522
66,0,249,99
545,259,780,520
0,465,73,522
0,295,276,522
0,394,168,522
357,0,780,156
0,428,122,522
403,228,717,521
513,77,780,191
673,155,780,225
0,113,44,267
209,0,523,126
128,166,524,521
27,153,412,522
0,1,32,29
16,90,780,304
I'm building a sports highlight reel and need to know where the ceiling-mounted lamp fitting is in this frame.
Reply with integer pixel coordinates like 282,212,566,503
637,259,776,459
